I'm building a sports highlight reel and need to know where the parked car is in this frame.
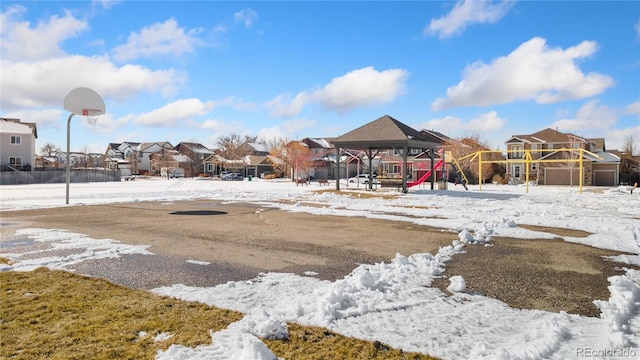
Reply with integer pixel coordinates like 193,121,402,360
348,173,378,184
161,167,185,178
222,172,243,181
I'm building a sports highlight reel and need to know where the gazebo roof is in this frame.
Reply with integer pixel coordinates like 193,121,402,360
330,115,439,150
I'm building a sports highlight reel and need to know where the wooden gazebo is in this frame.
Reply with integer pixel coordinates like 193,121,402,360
331,115,440,193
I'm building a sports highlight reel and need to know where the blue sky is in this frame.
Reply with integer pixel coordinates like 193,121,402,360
1,0,639,154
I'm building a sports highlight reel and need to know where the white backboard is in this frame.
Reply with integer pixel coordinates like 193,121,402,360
63,87,105,116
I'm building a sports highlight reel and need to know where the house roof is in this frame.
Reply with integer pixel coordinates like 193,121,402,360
538,149,619,163
507,128,588,144
331,115,439,150
138,141,173,152
303,138,334,149
421,129,452,144
245,142,269,154
245,155,271,166
175,142,214,153
1,118,38,138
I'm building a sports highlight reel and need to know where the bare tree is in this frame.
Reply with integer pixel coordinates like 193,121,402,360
267,138,289,177
563,134,581,186
217,133,258,173
40,143,61,157
152,149,178,177
444,133,495,184
268,140,311,181
620,135,636,173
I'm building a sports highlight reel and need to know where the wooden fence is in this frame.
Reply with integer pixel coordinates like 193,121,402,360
0,169,121,185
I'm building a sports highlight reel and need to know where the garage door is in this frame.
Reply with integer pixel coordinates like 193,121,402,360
593,171,616,186
545,168,580,185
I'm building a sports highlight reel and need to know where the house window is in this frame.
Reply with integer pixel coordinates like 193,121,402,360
206,164,213,172
393,149,401,156
531,162,537,171
531,144,538,154
392,164,399,173
9,157,22,166
514,165,521,179
200,154,204,159
410,148,420,155
511,146,522,158
10,135,21,144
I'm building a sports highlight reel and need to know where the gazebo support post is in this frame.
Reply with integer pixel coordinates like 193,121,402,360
401,146,408,193
335,147,341,191
430,149,435,190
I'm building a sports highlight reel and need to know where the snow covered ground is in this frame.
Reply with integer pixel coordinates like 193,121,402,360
1,177,639,359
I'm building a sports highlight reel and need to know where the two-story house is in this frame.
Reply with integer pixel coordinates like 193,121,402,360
505,128,620,186
136,142,174,175
174,142,215,177
104,142,141,176
0,118,38,171
300,138,335,179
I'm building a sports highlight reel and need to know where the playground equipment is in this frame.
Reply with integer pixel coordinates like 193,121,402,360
458,148,603,194
407,159,445,188
448,152,469,190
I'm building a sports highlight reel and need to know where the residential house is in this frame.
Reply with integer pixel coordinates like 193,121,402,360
301,138,335,179
136,141,174,175
149,148,191,177
174,142,215,177
505,128,620,186
59,152,103,169
240,142,274,178
0,118,37,171
35,155,59,169
104,142,140,176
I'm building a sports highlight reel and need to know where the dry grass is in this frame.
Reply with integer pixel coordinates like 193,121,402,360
1,268,243,359
266,323,435,359
1,268,438,360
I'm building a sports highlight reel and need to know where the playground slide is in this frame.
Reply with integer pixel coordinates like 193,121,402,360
407,159,445,188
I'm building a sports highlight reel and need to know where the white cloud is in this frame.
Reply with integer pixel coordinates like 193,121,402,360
134,99,215,127
2,108,64,130
625,101,640,116
92,0,122,10
635,18,640,37
1,55,184,109
266,67,409,117
234,8,258,28
0,7,186,111
88,113,133,135
1,5,88,61
256,119,316,140
605,125,640,152
415,115,463,133
468,111,506,132
415,111,505,133
550,99,617,131
265,93,309,118
112,18,203,62
431,37,613,110
426,0,515,38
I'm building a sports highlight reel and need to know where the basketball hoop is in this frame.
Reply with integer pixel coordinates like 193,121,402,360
83,109,100,126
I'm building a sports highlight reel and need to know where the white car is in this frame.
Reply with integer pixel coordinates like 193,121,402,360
348,174,377,184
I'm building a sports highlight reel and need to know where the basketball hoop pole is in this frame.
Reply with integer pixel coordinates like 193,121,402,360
63,87,105,205
66,113,75,204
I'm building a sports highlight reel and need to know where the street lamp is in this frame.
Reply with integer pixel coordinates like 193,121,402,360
62,87,105,204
